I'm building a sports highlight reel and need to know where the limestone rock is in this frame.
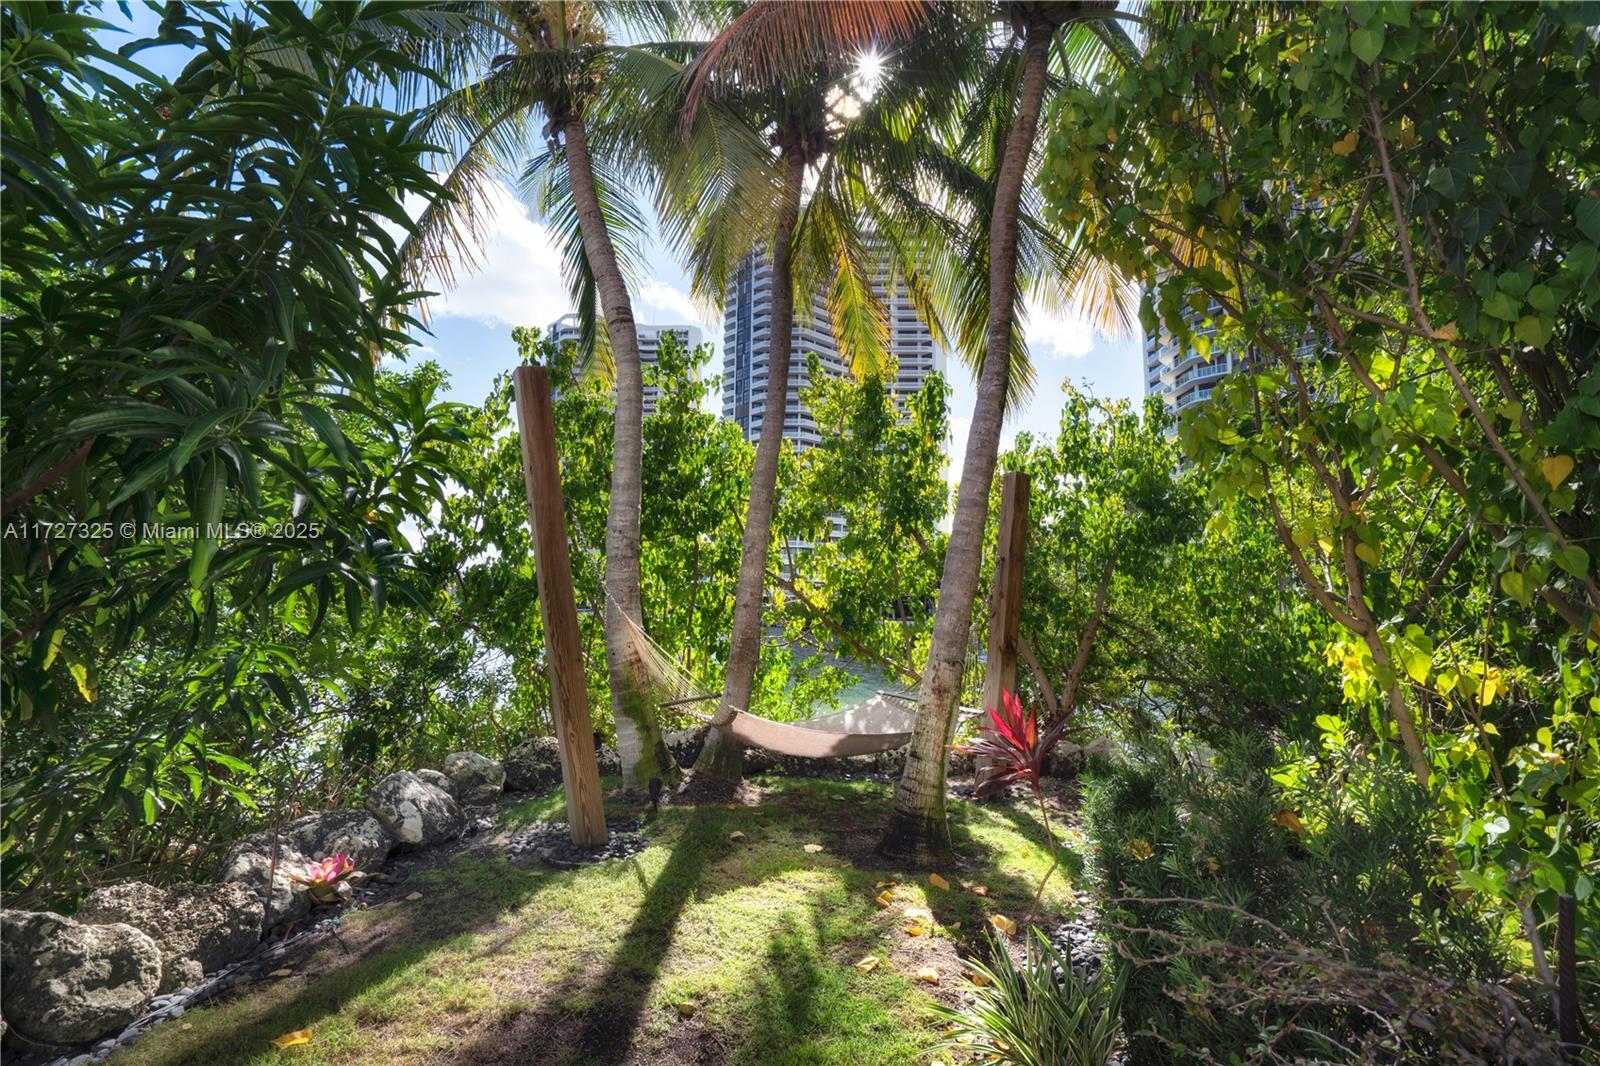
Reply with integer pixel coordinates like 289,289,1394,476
442,751,505,805
0,910,160,1046
416,768,455,795
75,881,262,993
222,809,393,928
503,737,562,792
364,771,465,847
664,727,706,767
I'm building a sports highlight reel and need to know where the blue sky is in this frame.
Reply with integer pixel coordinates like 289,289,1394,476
106,5,1146,483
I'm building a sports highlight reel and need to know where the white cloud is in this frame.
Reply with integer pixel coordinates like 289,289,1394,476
424,179,572,331
638,277,720,337
1023,298,1095,359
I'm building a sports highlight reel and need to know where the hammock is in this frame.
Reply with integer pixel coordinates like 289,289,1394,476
568,514,974,760
686,692,917,758
613,608,987,758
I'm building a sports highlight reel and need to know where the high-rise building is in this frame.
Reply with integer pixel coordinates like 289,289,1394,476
721,253,947,559
1142,295,1238,430
721,254,946,449
546,313,702,416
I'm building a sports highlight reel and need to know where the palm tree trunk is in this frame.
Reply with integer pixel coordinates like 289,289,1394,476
562,114,678,793
881,17,1055,862
692,148,809,788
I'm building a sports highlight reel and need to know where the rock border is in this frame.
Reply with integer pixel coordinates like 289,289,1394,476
1,751,508,1062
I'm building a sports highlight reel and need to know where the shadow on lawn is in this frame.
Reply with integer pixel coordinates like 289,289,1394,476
446,805,722,1065
115,849,557,1066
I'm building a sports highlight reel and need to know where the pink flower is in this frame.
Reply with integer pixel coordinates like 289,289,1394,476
297,853,355,886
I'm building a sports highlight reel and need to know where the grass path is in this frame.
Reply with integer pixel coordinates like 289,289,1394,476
112,777,1083,1066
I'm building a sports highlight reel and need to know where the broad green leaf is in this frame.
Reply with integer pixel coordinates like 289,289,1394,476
1578,196,1600,243
1514,314,1552,348
1400,647,1431,684
1351,26,1384,64
1554,544,1589,578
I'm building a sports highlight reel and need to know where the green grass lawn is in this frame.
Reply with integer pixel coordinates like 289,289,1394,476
112,777,1082,1066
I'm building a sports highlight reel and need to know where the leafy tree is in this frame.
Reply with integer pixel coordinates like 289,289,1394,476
1043,0,1599,978
775,358,951,688
1,3,465,901
1005,390,1199,720
1001,388,1338,747
432,327,759,747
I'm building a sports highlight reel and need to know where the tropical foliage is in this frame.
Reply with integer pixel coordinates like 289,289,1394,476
4,0,1596,1059
1040,0,1599,988
1,1,463,903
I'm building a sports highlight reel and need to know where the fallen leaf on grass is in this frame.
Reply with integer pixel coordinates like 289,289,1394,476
927,873,951,891
968,885,988,897
903,906,934,924
853,955,881,974
270,1029,313,1048
724,803,739,811
803,843,823,853
678,1003,697,1018
874,880,897,889
728,831,746,842
904,923,927,937
990,915,1017,936
873,891,894,909
268,968,294,978
916,967,940,985
403,891,424,902
967,970,993,987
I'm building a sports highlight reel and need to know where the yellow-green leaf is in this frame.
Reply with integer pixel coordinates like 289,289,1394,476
1400,647,1431,684
1540,455,1575,487
68,660,94,703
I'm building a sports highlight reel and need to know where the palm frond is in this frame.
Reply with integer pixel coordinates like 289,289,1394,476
680,0,933,128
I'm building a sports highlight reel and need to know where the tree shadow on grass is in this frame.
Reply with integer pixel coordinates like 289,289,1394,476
446,805,723,1066
734,908,938,1066
975,795,1088,884
113,852,557,1066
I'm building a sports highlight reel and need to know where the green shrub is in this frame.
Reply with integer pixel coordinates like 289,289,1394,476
1083,731,1523,1063
937,930,1124,1066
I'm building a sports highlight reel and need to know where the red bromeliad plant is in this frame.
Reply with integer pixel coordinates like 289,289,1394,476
953,690,1081,920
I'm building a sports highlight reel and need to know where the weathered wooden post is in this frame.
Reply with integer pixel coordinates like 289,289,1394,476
513,365,608,847
977,471,1030,783
1558,892,1579,1051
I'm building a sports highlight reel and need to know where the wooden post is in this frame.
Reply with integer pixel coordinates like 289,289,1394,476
978,471,1030,784
513,365,607,847
1557,893,1579,1050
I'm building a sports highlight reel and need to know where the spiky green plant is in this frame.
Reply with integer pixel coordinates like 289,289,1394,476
937,929,1124,1066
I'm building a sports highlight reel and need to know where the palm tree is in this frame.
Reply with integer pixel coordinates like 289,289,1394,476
879,1,1135,862
399,1,696,793
675,2,1139,845
668,0,941,790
